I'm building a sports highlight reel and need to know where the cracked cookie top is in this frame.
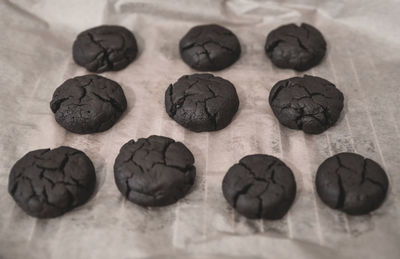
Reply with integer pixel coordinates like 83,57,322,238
165,73,239,132
269,75,344,134
8,146,96,218
73,25,138,73
114,135,196,207
316,152,389,215
265,23,326,71
179,24,241,71
50,74,127,134
222,154,296,219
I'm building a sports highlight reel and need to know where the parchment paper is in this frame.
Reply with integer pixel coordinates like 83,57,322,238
1,0,400,258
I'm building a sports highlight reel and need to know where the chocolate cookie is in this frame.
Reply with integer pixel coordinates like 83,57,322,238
222,154,296,219
8,147,96,218
316,152,389,215
50,74,127,134
269,75,344,134
265,23,326,71
179,24,241,71
165,73,239,132
73,25,138,73
114,135,196,207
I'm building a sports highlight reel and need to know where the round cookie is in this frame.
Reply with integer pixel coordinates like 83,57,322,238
265,23,326,71
8,146,96,218
222,154,296,219
269,75,344,134
114,135,196,207
316,152,389,215
50,74,127,134
73,25,138,73
179,24,241,71
165,73,239,132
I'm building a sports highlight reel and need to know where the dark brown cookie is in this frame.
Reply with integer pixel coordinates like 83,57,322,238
73,25,138,73
265,23,326,71
316,152,389,215
269,75,344,134
50,74,127,134
114,135,196,207
179,24,241,71
8,147,96,218
165,73,239,132
222,154,296,219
